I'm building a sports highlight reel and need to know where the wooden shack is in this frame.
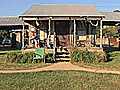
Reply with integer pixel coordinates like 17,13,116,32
20,5,104,49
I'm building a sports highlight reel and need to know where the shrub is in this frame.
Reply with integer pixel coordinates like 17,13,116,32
45,53,55,62
70,47,107,63
4,52,33,63
6,52,18,63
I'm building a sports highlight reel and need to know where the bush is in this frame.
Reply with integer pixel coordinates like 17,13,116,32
45,53,55,62
5,52,33,63
70,47,107,63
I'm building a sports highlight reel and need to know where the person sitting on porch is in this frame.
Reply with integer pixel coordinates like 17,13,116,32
47,35,53,49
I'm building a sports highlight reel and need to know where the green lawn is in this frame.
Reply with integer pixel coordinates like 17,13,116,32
0,71,120,90
73,47,120,71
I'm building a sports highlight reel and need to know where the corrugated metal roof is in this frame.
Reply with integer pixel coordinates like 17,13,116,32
0,17,27,26
20,5,104,17
101,12,120,21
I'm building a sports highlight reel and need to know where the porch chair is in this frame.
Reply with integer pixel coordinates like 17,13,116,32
33,48,45,63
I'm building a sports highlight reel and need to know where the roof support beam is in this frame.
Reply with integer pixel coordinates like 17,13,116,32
23,17,102,21
74,19,76,47
22,19,25,49
48,19,51,37
47,18,51,47
53,20,56,48
100,20,103,48
70,20,72,46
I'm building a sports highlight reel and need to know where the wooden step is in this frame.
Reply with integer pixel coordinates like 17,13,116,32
56,54,70,57
55,58,71,60
56,51,69,53
57,48,68,52
55,47,71,61
57,50,68,52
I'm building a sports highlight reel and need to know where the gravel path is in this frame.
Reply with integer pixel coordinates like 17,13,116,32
0,62,120,74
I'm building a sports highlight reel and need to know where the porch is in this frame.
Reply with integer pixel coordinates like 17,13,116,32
22,19,103,49
22,18,103,61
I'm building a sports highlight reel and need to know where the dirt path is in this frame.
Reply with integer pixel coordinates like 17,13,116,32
0,62,120,74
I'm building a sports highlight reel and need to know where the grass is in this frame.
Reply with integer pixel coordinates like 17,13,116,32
0,50,52,70
73,47,120,71
0,71,120,90
0,63,52,70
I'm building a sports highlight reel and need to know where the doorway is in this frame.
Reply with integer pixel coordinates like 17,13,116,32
55,21,70,46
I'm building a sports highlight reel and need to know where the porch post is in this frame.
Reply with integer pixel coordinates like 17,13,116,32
89,23,92,47
100,20,103,47
22,19,25,49
70,20,72,46
48,18,51,45
74,19,76,47
49,19,51,36
53,20,56,47
53,20,55,32
94,26,96,47
29,24,31,46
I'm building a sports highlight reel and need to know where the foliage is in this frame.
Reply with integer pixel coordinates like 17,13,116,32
114,10,120,12
70,47,107,63
73,47,120,71
104,26,119,38
0,30,10,38
4,52,33,63
45,53,55,62
1,50,55,64
96,26,120,38
0,50,52,70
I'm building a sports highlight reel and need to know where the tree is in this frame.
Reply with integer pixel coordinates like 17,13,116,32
0,30,10,38
103,26,119,38
96,26,119,38
113,10,120,12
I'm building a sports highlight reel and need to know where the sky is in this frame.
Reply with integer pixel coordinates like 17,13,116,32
0,0,120,17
